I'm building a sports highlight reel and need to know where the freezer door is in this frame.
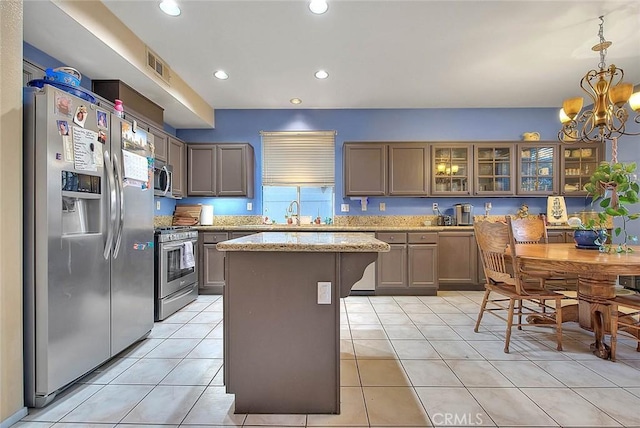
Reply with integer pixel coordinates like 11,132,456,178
24,85,111,406
109,117,154,356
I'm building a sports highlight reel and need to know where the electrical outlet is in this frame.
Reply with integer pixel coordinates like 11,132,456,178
341,204,350,212
156,200,161,210
432,202,438,211
247,202,253,211
485,202,492,210
317,282,332,304
380,202,386,211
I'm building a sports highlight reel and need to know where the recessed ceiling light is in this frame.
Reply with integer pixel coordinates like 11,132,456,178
290,98,302,105
214,70,229,80
309,0,328,15
314,70,329,79
159,0,181,16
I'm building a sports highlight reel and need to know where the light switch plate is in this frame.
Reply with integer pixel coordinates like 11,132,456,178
317,282,331,304
247,202,253,211
380,202,386,211
341,204,349,212
156,200,161,210
432,202,438,211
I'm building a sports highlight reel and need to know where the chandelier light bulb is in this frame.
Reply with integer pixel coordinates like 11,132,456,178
309,0,328,14
559,108,572,124
159,0,181,16
629,92,640,112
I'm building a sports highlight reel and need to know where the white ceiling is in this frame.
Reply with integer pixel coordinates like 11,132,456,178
23,0,640,129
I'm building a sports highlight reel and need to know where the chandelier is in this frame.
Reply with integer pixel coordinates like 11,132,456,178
558,16,640,143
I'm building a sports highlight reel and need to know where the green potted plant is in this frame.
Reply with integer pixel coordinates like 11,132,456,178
580,161,640,252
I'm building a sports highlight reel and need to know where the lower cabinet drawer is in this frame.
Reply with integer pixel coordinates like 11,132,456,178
408,232,438,244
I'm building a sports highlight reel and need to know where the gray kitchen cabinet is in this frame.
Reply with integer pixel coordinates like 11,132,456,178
149,126,168,162
199,232,229,294
187,143,254,197
344,143,430,196
376,233,407,289
217,144,254,197
438,231,478,287
431,144,472,196
168,137,186,197
187,144,217,196
474,143,515,195
376,232,438,295
517,143,559,196
547,230,567,243
344,143,387,196
560,144,603,196
388,144,430,196
407,232,438,294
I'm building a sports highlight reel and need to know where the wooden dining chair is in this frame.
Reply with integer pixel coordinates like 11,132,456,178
610,293,640,361
474,219,565,353
507,215,577,292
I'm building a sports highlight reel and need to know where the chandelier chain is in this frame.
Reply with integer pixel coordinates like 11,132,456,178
597,15,607,70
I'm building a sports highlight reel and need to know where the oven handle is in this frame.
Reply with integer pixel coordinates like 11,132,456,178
160,239,198,252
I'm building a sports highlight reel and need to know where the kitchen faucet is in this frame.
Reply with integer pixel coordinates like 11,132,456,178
287,200,300,225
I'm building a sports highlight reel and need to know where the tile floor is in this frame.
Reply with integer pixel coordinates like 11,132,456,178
16,291,640,428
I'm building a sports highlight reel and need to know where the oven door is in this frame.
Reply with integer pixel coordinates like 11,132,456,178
158,238,198,298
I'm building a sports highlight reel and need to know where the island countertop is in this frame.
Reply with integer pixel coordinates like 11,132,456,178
216,231,391,252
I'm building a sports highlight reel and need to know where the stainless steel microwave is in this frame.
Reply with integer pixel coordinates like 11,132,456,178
153,160,174,197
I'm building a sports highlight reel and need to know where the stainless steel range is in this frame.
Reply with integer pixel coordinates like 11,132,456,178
154,226,199,320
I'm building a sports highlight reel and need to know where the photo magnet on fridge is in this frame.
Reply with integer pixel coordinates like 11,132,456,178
73,105,88,127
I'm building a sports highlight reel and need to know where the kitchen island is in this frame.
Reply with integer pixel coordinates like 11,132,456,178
217,232,389,414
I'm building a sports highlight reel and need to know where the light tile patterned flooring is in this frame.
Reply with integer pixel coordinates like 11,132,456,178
16,291,640,427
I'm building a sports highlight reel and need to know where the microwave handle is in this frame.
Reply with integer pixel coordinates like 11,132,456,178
162,165,170,195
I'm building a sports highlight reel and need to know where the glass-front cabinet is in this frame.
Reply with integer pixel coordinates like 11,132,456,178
517,143,559,195
474,144,514,195
560,144,603,196
431,145,472,196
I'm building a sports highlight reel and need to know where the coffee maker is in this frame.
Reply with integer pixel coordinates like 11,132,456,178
455,203,474,225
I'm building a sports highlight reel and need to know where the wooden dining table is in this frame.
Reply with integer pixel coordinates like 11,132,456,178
514,242,640,360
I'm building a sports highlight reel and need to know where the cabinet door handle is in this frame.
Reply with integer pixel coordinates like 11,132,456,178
390,236,395,241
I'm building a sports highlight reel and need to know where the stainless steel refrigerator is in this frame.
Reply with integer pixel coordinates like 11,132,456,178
23,84,154,407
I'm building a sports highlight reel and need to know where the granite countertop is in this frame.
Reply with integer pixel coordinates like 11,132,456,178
197,224,577,232
216,232,391,252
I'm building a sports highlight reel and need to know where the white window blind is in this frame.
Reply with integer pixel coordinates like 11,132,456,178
261,131,336,186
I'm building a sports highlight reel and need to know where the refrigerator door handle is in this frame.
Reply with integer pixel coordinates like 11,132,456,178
112,152,125,259
103,150,116,260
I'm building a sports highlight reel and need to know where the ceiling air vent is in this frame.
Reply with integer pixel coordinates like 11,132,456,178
146,47,171,85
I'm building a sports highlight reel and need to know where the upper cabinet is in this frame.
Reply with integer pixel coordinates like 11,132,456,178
431,145,472,196
343,140,592,198
344,143,387,196
516,143,559,196
388,144,430,196
474,144,515,196
149,126,168,162
344,143,430,196
560,143,603,196
168,137,186,198
187,143,254,197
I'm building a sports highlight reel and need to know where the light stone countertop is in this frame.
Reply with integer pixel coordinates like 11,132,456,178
197,223,578,233
216,232,391,252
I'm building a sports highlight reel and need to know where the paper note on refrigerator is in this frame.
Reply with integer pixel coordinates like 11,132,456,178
122,150,149,182
72,126,98,171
